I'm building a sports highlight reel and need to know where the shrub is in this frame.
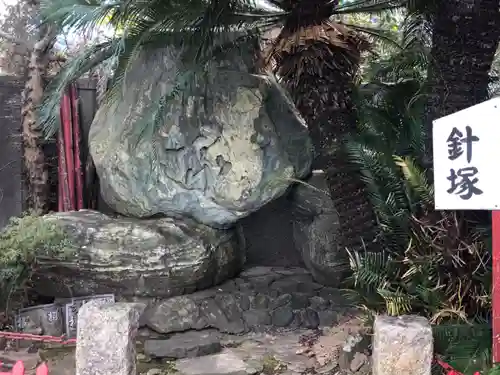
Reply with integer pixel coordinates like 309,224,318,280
0,212,73,310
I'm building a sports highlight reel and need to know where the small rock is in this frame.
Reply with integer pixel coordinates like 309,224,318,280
309,296,329,311
289,310,303,329
350,353,368,372
190,289,218,301
215,294,247,334
312,333,346,367
243,310,271,327
316,361,337,375
200,299,226,327
237,282,255,293
269,289,280,298
357,361,372,375
270,294,292,310
273,267,311,276
217,280,239,293
272,305,294,327
301,308,320,329
252,294,269,309
137,327,165,339
235,294,251,311
271,279,300,294
144,330,222,359
296,281,323,294
240,267,276,278
234,278,248,287
291,293,310,309
318,311,338,327
146,296,201,333
318,288,347,305
343,334,363,352
146,369,163,375
244,359,264,374
176,351,257,375
201,298,246,334
249,275,280,290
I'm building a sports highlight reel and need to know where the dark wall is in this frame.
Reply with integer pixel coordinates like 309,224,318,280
77,80,98,147
240,194,304,267
0,75,25,228
0,76,98,227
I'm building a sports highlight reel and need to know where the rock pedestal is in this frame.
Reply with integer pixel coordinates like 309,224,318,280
76,302,146,375
372,315,433,375
33,210,244,298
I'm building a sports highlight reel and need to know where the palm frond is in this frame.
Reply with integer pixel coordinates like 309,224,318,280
39,39,116,135
342,22,402,50
362,7,431,84
334,0,406,14
39,0,284,137
395,155,433,206
377,288,414,315
40,0,119,34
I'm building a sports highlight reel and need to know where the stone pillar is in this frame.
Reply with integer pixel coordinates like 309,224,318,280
373,315,433,375
76,302,146,375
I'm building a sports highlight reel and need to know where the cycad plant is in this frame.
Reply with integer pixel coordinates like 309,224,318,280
38,0,408,254
344,79,492,374
363,1,433,83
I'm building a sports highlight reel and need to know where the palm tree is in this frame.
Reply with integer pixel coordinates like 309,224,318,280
11,0,56,213
422,0,500,164
359,0,500,168
39,0,403,254
260,0,404,253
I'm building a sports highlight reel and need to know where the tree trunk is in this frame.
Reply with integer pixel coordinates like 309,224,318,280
283,43,379,253
424,0,500,164
21,18,56,213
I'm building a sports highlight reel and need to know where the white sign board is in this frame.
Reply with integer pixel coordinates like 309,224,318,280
433,97,500,210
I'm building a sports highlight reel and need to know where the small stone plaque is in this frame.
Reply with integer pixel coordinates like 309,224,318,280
64,294,115,337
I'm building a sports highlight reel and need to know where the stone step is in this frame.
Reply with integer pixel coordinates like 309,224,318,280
142,267,352,335
175,351,259,375
144,330,222,359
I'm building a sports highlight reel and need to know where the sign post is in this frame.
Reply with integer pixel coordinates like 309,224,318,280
493,210,500,362
432,97,500,364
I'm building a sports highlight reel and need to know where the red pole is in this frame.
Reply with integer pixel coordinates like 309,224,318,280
493,210,500,363
57,132,63,212
61,90,75,210
58,108,71,212
70,84,84,210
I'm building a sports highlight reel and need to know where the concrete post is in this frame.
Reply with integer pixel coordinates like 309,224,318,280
373,315,433,375
75,302,146,375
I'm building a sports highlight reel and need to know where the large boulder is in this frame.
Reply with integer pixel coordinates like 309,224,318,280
89,47,313,228
32,210,244,298
291,171,346,286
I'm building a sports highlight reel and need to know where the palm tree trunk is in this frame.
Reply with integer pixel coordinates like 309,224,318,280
21,18,56,213
284,43,379,254
423,0,500,165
